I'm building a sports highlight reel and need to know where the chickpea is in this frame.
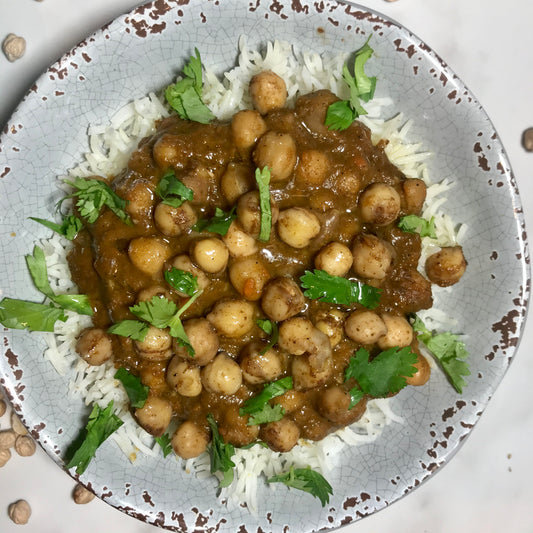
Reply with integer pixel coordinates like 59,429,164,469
73,483,95,504
218,405,259,447
345,311,387,344
277,208,321,249
152,134,188,169
223,221,258,258
14,435,36,457
295,89,338,137
402,178,427,215
270,390,305,414
166,356,202,397
122,179,155,222
8,500,31,525
336,169,361,197
377,314,413,349
236,190,279,239
231,110,268,151
292,353,333,390
11,412,28,435
180,166,211,205
139,362,167,394
137,285,173,304
261,277,306,322
0,398,6,417
249,71,287,115
317,386,367,425
134,326,172,361
128,237,172,276
172,421,209,459
295,149,330,187
134,395,172,436
0,448,11,467
76,328,113,366
260,418,300,453
169,255,209,292
154,201,197,237
352,233,393,279
405,354,431,386
207,299,255,337
201,353,242,395
314,242,353,277
229,257,271,300
173,318,219,365
191,238,229,274
220,163,254,204
425,246,467,287
315,310,344,347
358,183,401,225
0,429,17,449
239,342,283,385
253,131,297,182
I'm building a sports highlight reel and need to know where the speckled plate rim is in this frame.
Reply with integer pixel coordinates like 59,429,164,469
0,0,530,532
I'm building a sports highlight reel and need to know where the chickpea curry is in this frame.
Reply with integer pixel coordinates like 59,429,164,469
70,70,467,459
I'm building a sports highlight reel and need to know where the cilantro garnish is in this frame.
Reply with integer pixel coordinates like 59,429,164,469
155,170,194,208
412,315,470,393
164,267,198,297
206,413,236,488
114,367,149,409
255,167,272,242
30,214,83,241
107,320,149,342
398,215,437,239
345,346,418,407
300,269,381,309
239,377,293,425
155,433,173,458
66,401,123,475
325,36,376,131
193,207,236,236
61,177,131,225
256,318,279,355
164,48,215,124
267,466,333,507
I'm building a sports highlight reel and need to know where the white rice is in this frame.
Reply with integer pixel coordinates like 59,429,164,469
40,39,464,508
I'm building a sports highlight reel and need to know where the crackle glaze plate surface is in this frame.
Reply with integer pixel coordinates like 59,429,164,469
0,0,529,531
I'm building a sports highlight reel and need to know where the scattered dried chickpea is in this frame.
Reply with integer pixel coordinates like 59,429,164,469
0,398,6,417
0,429,17,449
73,483,96,504
2,34,26,62
15,435,36,457
11,412,28,435
522,127,533,152
8,500,31,525
0,447,11,467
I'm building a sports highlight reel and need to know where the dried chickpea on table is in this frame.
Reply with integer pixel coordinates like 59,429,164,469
68,63,467,464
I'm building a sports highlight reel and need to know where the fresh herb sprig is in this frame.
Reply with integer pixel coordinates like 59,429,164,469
256,319,279,355
66,401,123,475
165,48,215,124
255,167,272,242
325,36,376,131
61,177,131,225
30,214,83,241
344,346,418,408
155,170,194,208
239,377,293,425
398,215,437,239
412,315,470,393
300,269,381,309
267,466,333,507
193,207,236,236
207,413,236,488
155,434,173,458
114,367,149,409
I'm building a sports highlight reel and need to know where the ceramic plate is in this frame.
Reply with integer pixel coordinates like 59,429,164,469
0,0,529,531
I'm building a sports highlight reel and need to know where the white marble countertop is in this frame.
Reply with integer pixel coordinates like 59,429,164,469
0,0,532,531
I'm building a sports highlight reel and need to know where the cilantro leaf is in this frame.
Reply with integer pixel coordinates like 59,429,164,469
345,346,418,402
239,376,293,421
154,433,173,458
300,269,381,309
325,36,376,131
193,207,236,236
164,48,215,124
155,170,194,208
30,214,83,241
0,298,67,332
62,177,131,225
398,215,437,239
66,401,123,475
206,413,236,488
130,295,178,329
255,167,272,242
256,319,280,355
412,316,470,393
164,267,198,297
247,403,286,426
107,320,149,342
267,466,333,507
114,367,149,409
